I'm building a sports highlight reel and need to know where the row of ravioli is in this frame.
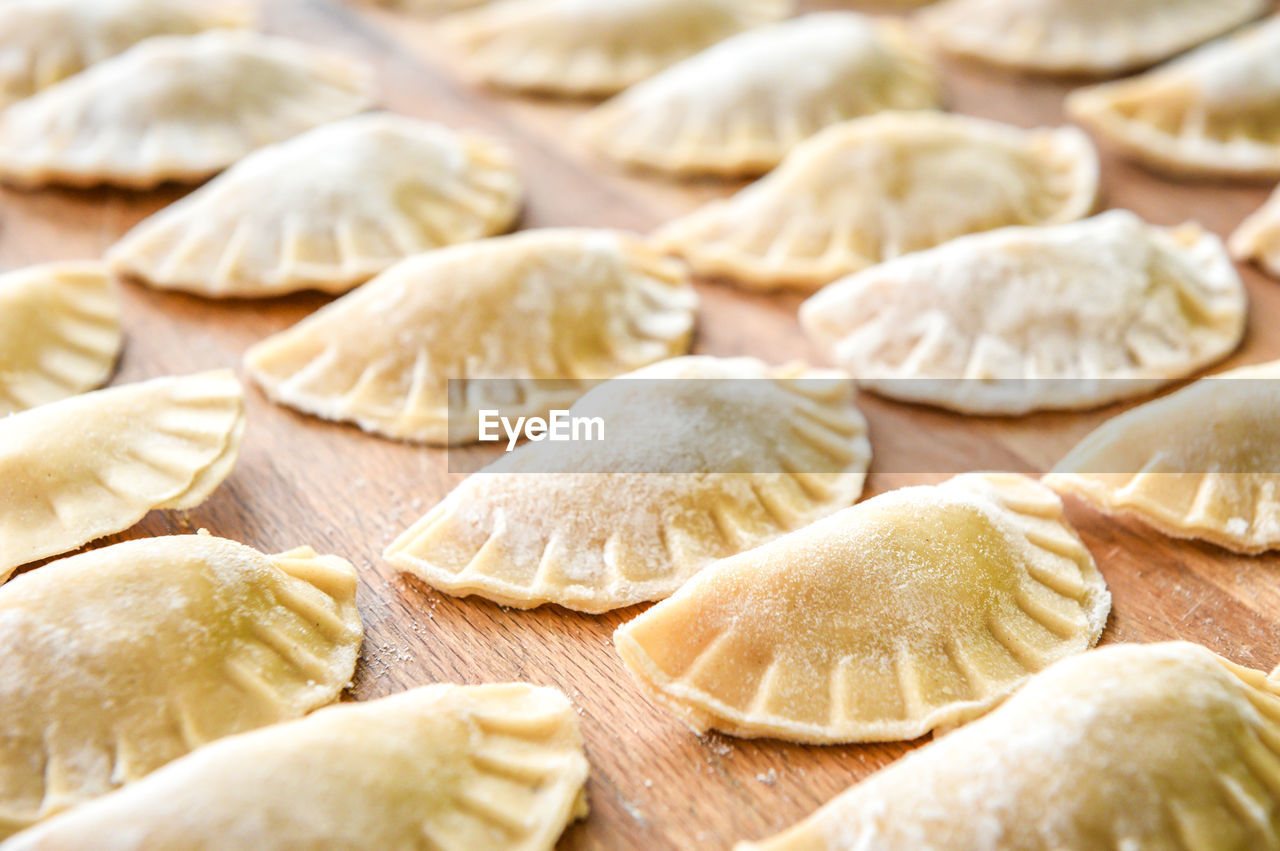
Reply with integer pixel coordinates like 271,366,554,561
5,390,1280,847
2,0,1280,849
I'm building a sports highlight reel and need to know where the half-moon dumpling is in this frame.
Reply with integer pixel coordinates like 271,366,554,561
800,210,1247,415
614,472,1110,743
0,371,246,581
106,114,522,298
440,0,792,97
1044,359,1280,554
917,0,1269,76
4,684,588,851
1233,184,1280,277
652,112,1099,290
1067,16,1280,180
243,229,697,445
577,13,942,177
0,533,361,839
0,31,376,189
0,0,253,109
739,642,1280,850
0,263,121,415
385,355,871,613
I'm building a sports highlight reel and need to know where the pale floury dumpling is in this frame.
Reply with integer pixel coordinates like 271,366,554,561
0,371,246,581
108,114,522,298
4,684,587,851
1045,359,1280,554
1068,16,1280,180
0,263,120,415
654,112,1099,290
385,356,871,613
0,31,376,189
0,534,362,839
243,229,698,444
0,0,253,108
578,13,942,177
739,643,1280,850
440,0,791,97
800,210,1246,414
918,0,1269,75
615,473,1110,743
1233,184,1280,277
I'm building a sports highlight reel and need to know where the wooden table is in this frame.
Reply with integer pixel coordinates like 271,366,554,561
8,1,1280,847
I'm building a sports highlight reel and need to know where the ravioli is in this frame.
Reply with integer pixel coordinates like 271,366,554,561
243,229,697,444
0,0,252,109
1233,184,1280,277
614,473,1110,742
0,533,362,840
5,684,588,851
653,112,1098,290
0,263,121,415
1067,16,1280,179
578,13,941,177
800,210,1247,415
0,371,246,581
108,114,522,298
441,0,792,97
0,31,376,189
917,0,1269,76
740,643,1280,850
385,355,871,613
1045,359,1280,554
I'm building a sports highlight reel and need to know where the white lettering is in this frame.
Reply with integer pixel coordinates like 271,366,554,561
477,410,500,441
477,410,606,451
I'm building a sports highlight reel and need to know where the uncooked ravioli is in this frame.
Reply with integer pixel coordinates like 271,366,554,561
0,263,121,415
243,229,697,444
0,371,246,581
799,210,1246,414
614,473,1110,743
385,355,871,613
4,684,588,851
108,113,522,298
653,112,1099,290
578,13,941,177
1067,16,1280,180
0,533,362,839
0,31,376,189
739,642,1280,850
440,0,792,97
1045,359,1280,554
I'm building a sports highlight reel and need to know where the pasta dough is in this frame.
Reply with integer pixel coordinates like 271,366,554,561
653,112,1098,290
4,684,589,851
614,473,1110,743
108,113,522,298
385,355,871,613
1067,16,1280,179
0,263,121,415
917,0,1269,76
739,643,1280,850
1233,184,1280,277
0,31,376,189
440,0,791,97
1045,359,1280,554
0,533,361,839
800,210,1247,414
578,13,942,177
0,371,246,581
0,0,252,108
244,229,697,444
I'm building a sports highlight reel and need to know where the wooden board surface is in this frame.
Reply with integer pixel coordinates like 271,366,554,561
7,1,1280,847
